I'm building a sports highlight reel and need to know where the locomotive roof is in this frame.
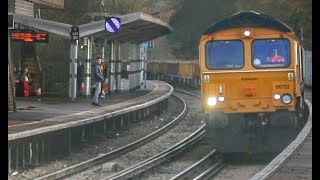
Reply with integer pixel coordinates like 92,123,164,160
203,11,295,35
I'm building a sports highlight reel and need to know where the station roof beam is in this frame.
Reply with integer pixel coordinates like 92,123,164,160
13,11,172,43
79,11,172,43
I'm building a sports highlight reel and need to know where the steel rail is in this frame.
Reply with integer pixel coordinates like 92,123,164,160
102,124,206,180
170,149,222,180
35,94,187,180
193,161,225,180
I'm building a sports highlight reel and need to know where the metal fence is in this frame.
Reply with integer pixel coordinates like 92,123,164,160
303,50,312,87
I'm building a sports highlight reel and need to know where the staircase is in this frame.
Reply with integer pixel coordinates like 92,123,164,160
21,43,42,93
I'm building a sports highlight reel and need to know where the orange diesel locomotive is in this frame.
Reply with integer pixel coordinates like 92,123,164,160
199,11,306,153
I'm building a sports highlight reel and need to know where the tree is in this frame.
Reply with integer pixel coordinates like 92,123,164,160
167,0,312,59
234,0,312,50
167,0,238,59
262,0,312,50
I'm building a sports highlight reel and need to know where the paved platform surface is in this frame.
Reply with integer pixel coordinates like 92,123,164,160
268,130,312,179
8,79,153,125
251,98,312,180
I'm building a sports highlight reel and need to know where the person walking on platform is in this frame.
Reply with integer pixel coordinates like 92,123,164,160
91,57,105,106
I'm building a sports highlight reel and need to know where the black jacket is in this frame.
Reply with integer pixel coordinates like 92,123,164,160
77,64,85,82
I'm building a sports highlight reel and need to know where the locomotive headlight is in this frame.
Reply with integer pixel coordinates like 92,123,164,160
281,94,292,104
207,97,217,106
274,94,281,100
243,30,251,37
218,96,225,102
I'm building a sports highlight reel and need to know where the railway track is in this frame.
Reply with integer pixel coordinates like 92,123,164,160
11,87,311,180
170,149,224,180
31,90,208,179
132,90,227,180
31,93,186,179
102,125,206,180
8,81,173,177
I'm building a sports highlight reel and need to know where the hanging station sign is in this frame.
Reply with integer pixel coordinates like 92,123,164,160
105,17,121,33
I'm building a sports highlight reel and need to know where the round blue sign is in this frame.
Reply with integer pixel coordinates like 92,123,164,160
105,17,121,33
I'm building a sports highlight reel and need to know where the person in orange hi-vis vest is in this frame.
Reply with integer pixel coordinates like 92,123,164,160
267,49,285,63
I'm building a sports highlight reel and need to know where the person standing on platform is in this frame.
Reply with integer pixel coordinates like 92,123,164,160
99,59,108,98
77,60,85,95
20,67,32,97
14,67,24,96
91,57,104,106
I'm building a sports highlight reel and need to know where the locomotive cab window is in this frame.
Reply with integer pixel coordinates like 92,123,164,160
206,40,244,70
252,39,290,68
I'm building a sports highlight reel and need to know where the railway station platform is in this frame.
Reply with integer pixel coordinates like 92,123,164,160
9,79,144,124
8,79,173,174
251,99,312,180
8,80,172,133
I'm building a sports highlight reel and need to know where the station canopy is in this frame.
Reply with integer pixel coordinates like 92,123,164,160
13,11,172,43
